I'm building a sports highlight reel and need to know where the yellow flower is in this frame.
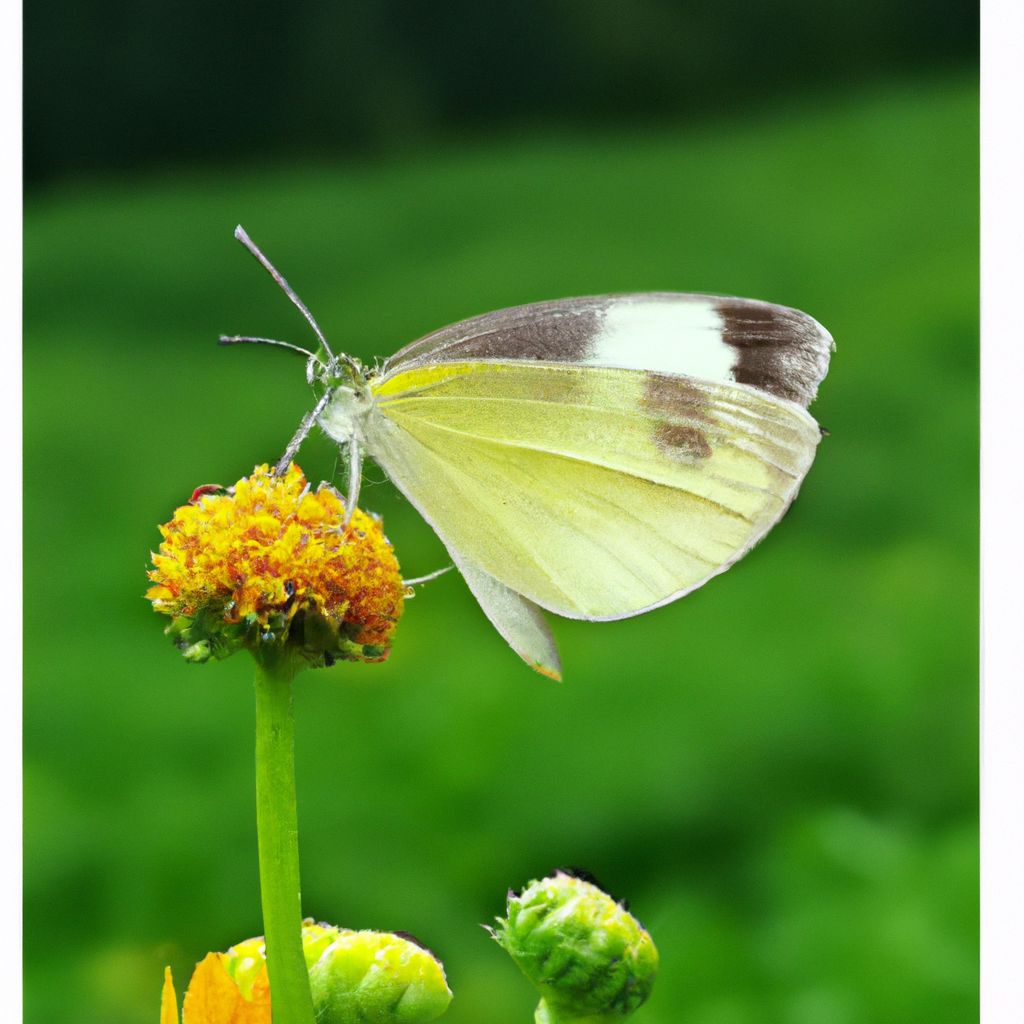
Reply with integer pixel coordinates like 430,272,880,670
161,922,452,1024
160,954,269,1024
147,464,405,666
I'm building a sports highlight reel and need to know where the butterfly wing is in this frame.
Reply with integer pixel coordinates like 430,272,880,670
450,551,563,681
357,293,831,674
383,292,832,407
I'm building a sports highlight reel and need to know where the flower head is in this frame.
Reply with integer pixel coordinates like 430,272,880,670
161,921,452,1024
491,870,658,1023
147,464,405,668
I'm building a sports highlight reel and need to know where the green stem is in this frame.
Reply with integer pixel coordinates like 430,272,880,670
254,655,315,1024
535,1001,613,1024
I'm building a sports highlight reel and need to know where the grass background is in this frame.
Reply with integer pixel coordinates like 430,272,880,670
24,72,977,1023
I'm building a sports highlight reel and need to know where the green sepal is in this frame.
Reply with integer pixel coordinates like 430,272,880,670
164,606,253,663
164,603,392,669
296,608,392,667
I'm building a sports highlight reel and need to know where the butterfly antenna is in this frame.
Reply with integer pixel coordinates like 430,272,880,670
218,335,325,368
233,225,338,363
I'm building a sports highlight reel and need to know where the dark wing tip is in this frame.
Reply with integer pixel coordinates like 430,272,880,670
715,296,833,408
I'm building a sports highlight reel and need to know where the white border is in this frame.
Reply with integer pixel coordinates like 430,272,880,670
981,1,1023,1019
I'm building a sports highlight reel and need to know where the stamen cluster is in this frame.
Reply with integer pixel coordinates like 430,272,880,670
147,464,405,667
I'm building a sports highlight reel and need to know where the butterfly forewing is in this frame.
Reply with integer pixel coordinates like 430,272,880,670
382,293,832,409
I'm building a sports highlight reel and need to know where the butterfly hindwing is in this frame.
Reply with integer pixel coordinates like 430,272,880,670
450,551,562,681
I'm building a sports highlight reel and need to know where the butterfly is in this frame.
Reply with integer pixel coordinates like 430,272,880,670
222,227,833,680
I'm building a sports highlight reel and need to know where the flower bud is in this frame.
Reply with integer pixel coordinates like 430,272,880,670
308,928,453,1024
491,871,658,1023
147,464,405,669
166,921,452,1024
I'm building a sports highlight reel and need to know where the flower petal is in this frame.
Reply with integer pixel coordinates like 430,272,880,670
161,966,179,1024
182,953,269,1024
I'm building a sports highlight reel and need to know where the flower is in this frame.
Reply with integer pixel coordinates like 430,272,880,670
161,954,269,1024
490,870,658,1023
147,464,405,667
162,921,452,1024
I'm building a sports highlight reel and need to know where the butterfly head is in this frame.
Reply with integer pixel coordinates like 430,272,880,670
316,349,368,388
316,355,374,444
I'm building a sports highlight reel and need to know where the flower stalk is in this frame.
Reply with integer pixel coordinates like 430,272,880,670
254,653,315,1024
148,465,411,1021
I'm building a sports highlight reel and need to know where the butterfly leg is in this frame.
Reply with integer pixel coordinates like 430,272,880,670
343,436,362,525
402,565,453,587
273,389,334,475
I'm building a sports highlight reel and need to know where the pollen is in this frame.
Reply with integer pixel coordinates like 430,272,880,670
147,464,405,665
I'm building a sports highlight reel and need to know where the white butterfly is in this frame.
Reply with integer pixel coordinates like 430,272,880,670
223,227,833,680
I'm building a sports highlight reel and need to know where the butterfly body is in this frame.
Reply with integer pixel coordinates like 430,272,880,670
317,379,373,444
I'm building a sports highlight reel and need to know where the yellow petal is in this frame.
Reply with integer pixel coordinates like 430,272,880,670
241,966,272,1023
161,966,179,1024
182,953,271,1024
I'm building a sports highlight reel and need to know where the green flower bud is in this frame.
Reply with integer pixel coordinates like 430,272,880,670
301,919,344,967
308,927,453,1024
207,921,451,1023
491,871,658,1023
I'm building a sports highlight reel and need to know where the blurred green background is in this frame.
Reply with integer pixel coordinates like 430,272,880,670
24,4,977,1022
